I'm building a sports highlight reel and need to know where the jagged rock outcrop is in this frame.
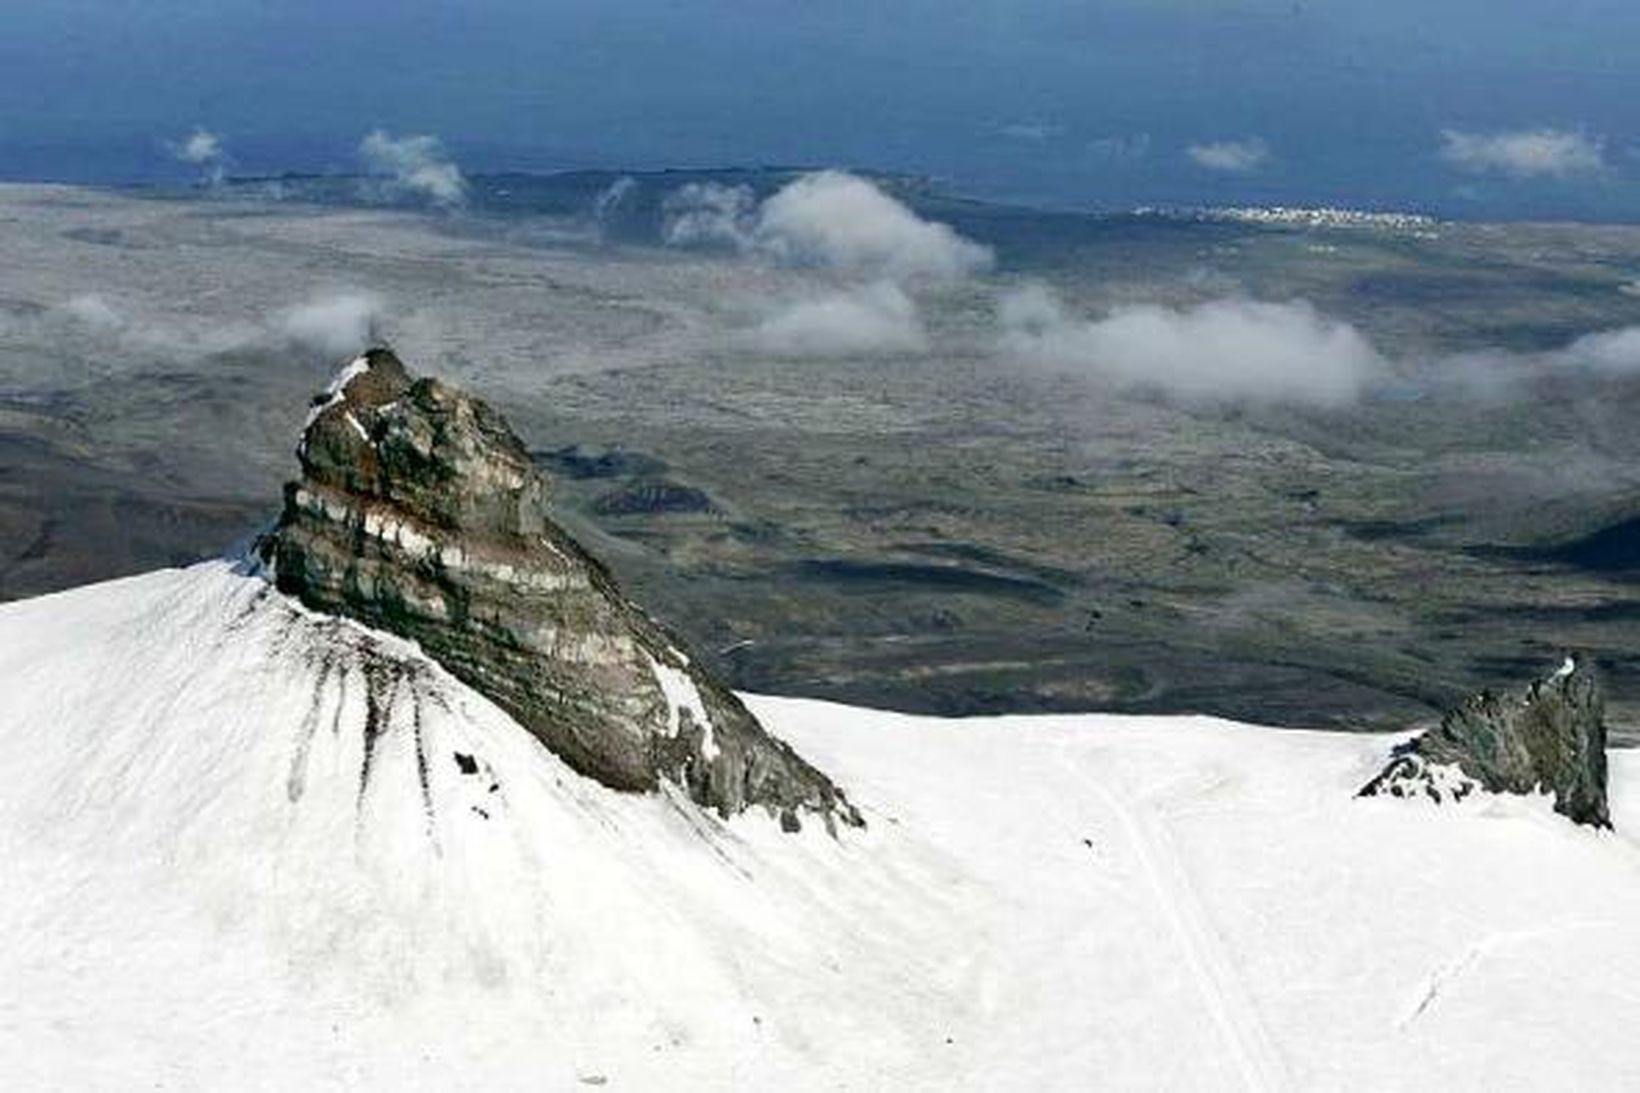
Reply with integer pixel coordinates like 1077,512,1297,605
1360,656,1610,827
265,348,861,832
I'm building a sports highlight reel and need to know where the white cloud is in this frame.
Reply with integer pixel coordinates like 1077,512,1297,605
664,170,993,282
173,129,222,165
744,281,928,358
275,292,383,356
359,130,467,207
998,284,1382,406
169,128,227,185
757,171,993,280
1438,128,1606,178
1186,138,1270,173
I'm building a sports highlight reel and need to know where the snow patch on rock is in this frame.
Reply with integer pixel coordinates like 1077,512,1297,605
1360,751,1482,805
304,354,371,428
646,651,718,760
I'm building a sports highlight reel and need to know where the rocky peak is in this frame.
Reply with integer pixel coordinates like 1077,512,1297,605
267,348,861,832
1361,655,1610,827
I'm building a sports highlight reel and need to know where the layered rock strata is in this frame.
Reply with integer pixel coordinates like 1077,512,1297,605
266,348,860,832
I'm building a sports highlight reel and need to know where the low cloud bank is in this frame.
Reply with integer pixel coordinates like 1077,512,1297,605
1424,323,1640,400
9,292,255,354
998,285,1383,406
1186,138,1269,173
359,131,467,207
1438,128,1606,178
59,294,126,332
1562,326,1640,372
995,282,1640,407
9,289,387,361
664,170,992,282
743,282,927,358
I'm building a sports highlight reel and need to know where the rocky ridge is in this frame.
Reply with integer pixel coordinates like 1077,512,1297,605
1361,655,1610,827
265,348,860,832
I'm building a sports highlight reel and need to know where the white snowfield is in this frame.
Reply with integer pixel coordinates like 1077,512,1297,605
3,562,1640,1091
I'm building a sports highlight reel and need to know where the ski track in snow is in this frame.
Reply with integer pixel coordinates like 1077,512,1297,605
1396,921,1611,1029
1059,736,1291,1093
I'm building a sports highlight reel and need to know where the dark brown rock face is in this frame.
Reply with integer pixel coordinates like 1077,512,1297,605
1360,656,1610,827
267,348,860,832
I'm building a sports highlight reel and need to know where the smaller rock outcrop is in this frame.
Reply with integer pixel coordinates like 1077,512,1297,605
1360,656,1610,827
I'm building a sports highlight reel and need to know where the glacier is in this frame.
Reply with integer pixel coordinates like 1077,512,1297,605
3,561,1640,1089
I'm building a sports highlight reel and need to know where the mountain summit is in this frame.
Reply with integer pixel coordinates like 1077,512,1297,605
265,347,859,832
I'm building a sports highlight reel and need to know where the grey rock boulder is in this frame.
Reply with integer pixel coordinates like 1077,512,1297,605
265,348,861,832
1360,655,1610,827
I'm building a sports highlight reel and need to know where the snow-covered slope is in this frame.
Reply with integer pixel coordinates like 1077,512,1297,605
4,562,1640,1090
